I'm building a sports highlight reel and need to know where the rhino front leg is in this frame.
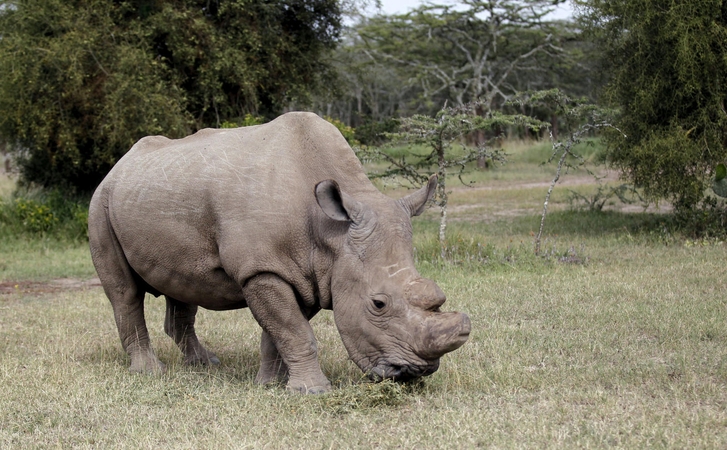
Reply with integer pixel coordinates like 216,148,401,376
255,330,289,385
242,273,331,394
255,304,319,385
164,297,221,366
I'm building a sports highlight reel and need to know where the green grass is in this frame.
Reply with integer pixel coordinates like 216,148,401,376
1,142,726,447
0,174,93,282
0,237,95,281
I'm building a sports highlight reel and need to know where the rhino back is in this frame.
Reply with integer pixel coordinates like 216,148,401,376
98,112,374,309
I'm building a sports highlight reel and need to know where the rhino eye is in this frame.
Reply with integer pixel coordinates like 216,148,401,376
372,299,386,310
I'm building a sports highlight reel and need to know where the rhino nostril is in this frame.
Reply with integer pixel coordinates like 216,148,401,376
368,366,386,381
389,365,403,377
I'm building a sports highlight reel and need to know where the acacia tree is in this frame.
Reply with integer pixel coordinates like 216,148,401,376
575,0,727,216
0,0,341,192
365,103,545,256
357,0,570,114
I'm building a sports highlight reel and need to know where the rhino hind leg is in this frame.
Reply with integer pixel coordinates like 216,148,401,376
164,296,221,366
254,330,289,385
121,292,165,375
107,284,164,374
89,210,164,374
242,273,331,394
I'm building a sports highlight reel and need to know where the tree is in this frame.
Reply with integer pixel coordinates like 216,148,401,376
511,89,634,254
0,0,342,192
357,0,570,114
313,25,409,127
364,102,545,256
575,0,727,214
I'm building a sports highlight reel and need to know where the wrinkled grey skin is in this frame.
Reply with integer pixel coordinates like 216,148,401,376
88,112,470,394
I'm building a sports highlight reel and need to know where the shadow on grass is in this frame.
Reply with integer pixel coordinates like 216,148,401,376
415,210,670,239
411,210,677,267
524,210,670,237
83,340,261,384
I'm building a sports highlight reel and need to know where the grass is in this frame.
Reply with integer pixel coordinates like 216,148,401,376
1,144,727,447
0,236,95,281
0,174,94,282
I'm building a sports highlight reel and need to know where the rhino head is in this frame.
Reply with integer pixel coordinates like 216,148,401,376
315,176,471,381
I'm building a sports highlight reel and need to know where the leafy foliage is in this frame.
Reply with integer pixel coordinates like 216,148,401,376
713,163,727,197
0,0,341,192
576,0,727,213
324,116,360,146
353,117,399,146
318,0,586,125
220,114,266,129
0,189,89,240
363,101,546,254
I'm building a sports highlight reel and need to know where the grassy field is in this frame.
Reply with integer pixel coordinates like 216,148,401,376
0,142,726,448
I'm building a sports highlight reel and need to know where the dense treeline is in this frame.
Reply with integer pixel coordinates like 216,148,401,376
316,0,603,129
0,0,340,192
0,0,726,233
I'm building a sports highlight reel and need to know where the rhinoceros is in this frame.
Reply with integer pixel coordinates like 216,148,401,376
88,112,470,393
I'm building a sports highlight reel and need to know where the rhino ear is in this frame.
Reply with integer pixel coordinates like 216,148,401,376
398,175,437,217
315,180,361,222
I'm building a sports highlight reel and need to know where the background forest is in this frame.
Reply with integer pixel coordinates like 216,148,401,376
1,0,725,234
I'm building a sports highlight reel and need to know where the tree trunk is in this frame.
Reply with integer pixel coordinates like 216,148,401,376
437,145,447,258
438,201,448,259
551,114,559,141
477,155,490,169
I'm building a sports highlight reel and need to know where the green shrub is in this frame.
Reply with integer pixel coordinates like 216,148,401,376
354,118,399,146
220,114,266,128
12,198,58,233
324,116,360,146
673,196,727,239
0,189,89,240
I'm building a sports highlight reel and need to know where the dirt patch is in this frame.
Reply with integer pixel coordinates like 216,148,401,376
0,278,102,296
449,171,621,193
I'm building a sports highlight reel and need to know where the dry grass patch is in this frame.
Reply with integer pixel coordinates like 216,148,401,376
1,241,726,448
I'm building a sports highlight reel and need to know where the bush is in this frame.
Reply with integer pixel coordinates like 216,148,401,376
324,116,360,146
354,118,399,146
579,0,727,218
11,198,58,233
221,114,266,128
0,1,342,193
0,189,89,240
673,196,727,238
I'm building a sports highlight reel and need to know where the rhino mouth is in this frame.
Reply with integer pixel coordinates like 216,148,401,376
367,359,440,382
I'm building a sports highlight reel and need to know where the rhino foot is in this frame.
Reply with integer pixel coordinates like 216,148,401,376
286,377,332,395
286,383,332,395
184,348,221,367
129,350,165,374
255,357,289,385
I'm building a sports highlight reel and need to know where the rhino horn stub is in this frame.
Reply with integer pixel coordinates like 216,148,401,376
397,175,437,217
406,278,447,311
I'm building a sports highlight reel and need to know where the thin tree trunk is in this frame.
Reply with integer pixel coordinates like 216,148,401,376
551,114,559,140
535,147,568,255
437,144,447,258
439,201,448,258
